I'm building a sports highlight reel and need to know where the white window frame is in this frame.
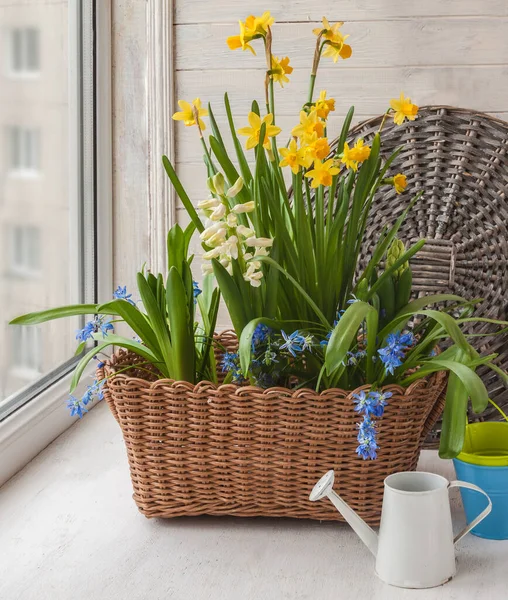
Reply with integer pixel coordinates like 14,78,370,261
5,27,41,78
0,1,113,487
6,126,40,177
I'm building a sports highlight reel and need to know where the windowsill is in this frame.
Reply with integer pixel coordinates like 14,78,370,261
0,363,95,487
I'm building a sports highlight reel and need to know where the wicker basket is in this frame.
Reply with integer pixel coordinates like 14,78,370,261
98,332,446,524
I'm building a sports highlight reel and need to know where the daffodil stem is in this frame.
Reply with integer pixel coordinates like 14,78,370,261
269,79,275,123
200,137,216,174
377,110,390,134
307,74,316,105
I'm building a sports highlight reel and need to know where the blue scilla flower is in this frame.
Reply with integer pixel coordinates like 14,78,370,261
347,294,360,305
280,330,305,357
356,415,378,460
252,323,271,350
113,285,135,305
67,395,88,418
76,315,114,342
378,330,414,375
93,355,105,369
192,281,202,304
320,331,332,348
221,351,244,382
353,389,392,418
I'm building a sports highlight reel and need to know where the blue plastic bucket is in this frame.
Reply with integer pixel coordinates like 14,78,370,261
453,458,508,540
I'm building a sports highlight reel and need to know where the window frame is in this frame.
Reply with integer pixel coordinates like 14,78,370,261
0,0,112,473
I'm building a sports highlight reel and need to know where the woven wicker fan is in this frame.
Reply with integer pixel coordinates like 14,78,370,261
331,106,508,441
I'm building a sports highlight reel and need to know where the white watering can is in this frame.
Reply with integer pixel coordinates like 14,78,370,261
310,470,492,589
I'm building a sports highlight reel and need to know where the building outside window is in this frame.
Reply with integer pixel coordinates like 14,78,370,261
7,225,41,276
6,126,40,174
11,326,42,376
7,28,40,75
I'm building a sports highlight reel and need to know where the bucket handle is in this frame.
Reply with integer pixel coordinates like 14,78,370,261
449,480,492,544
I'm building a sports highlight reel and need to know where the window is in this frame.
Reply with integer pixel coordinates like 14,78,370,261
0,2,105,419
7,28,40,75
7,127,40,174
11,327,42,375
7,225,41,276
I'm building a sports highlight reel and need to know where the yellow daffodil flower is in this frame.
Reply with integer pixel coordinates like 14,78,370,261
313,17,343,40
340,139,371,171
349,139,371,163
279,138,310,174
393,173,407,194
322,40,352,62
237,112,281,150
314,90,335,119
271,55,293,87
172,98,208,130
302,132,331,161
305,158,339,188
226,12,275,55
390,93,419,125
292,109,325,140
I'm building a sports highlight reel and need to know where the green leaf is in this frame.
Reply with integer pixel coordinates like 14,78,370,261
439,371,468,459
162,156,204,233
166,266,195,381
70,342,111,392
98,299,161,356
10,304,103,325
239,317,281,375
325,301,375,375
211,259,249,336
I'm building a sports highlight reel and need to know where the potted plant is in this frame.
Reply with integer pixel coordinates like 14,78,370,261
453,402,508,540
11,13,508,523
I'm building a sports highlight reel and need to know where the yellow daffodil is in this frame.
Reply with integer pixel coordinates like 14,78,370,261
348,139,371,163
313,17,352,62
305,158,339,188
302,132,331,161
393,173,407,194
314,90,335,119
226,12,275,55
279,138,310,174
322,39,352,62
172,98,208,130
271,55,293,87
340,139,371,171
237,112,281,150
292,109,325,140
390,93,419,125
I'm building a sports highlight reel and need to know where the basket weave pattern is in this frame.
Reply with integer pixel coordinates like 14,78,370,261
342,106,508,435
98,333,446,524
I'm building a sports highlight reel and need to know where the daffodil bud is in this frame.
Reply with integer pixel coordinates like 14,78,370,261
232,201,255,214
212,172,225,196
226,177,244,198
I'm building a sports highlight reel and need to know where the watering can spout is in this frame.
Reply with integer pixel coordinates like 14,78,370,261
310,470,378,557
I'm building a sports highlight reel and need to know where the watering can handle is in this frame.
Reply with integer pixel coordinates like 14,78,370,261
448,480,492,544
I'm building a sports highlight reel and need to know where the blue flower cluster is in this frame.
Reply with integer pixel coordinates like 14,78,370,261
378,331,414,375
280,330,306,357
113,285,135,305
352,389,393,460
221,351,243,382
252,323,271,350
76,315,114,343
192,281,202,304
67,378,105,418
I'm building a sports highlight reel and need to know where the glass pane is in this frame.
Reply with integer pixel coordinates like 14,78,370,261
0,2,85,412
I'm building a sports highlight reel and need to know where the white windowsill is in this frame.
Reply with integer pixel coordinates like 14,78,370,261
0,363,95,487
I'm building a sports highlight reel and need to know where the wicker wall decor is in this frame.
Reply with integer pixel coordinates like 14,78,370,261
336,106,508,440
98,334,446,525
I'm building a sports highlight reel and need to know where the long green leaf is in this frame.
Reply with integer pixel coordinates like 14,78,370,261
439,371,468,459
212,259,249,336
162,156,204,233
10,304,103,325
70,342,111,392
